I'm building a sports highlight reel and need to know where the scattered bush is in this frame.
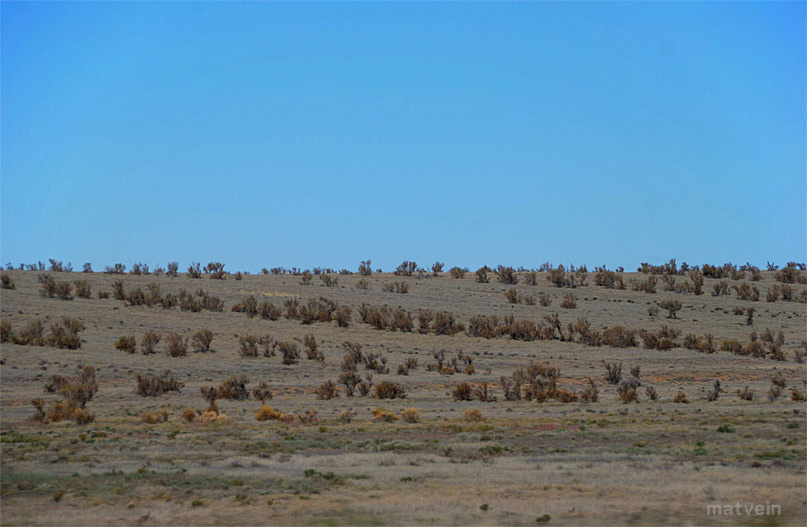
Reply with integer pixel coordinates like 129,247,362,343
374,381,406,399
141,331,161,354
181,408,196,422
165,333,188,357
141,409,170,424
1,273,17,290
382,281,409,294
135,371,183,396
73,280,91,298
400,408,421,423
737,386,754,401
315,380,339,400
278,341,300,365
452,382,473,401
371,407,399,422
581,378,599,402
191,329,214,352
218,375,249,400
463,408,485,423
659,299,683,319
560,293,577,309
449,267,466,279
603,361,622,384
115,335,137,353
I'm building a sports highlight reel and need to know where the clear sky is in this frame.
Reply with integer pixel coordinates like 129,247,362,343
2,2,805,273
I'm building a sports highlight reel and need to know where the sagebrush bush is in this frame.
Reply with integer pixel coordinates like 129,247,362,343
1,273,15,290
476,267,489,283
135,371,183,396
495,266,518,284
659,299,683,319
252,381,273,403
560,293,577,309
603,361,622,384
463,408,485,422
374,381,406,399
218,375,249,400
581,379,599,402
278,341,300,365
115,335,137,353
316,380,339,400
165,333,188,357
358,260,373,276
371,407,399,422
382,281,409,294
141,331,161,354
141,409,170,424
239,335,259,357
394,261,417,276
400,408,421,423
452,382,473,401
191,329,214,352
673,390,690,403
449,267,466,279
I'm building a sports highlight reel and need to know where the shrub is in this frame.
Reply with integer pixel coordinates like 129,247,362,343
645,386,659,401
371,407,399,422
603,361,622,384
382,281,409,294
433,311,464,336
400,408,421,423
463,408,485,422
186,262,202,278
73,280,91,298
394,261,418,277
238,335,259,357
135,371,183,396
278,341,300,365
258,301,282,320
374,381,406,399
473,382,495,402
141,409,170,424
737,386,754,401
523,271,538,286
733,283,760,301
315,380,339,400
338,409,357,423
673,390,690,403
711,281,730,296
181,408,196,422
601,326,637,348
255,405,281,421
560,293,577,309
297,409,318,425
505,288,519,304
537,293,552,307
203,262,226,279
165,333,188,357
0,320,13,343
452,382,473,401
355,279,370,290
358,260,373,276
581,378,599,402
1,273,17,290
449,267,466,279
191,329,214,352
115,335,137,353
252,382,273,404
140,331,161,354
476,267,489,283
104,263,126,274
629,276,657,293
659,299,682,319
218,375,249,400
774,266,806,284
594,270,625,289
319,274,338,287
618,382,639,403
334,305,351,327
495,265,518,284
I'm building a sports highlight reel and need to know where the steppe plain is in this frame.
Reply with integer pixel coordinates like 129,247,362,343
1,262,805,526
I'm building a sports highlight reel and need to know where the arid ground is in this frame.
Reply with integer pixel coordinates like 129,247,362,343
1,264,805,526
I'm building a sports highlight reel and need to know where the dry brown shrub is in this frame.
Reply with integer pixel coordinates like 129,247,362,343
400,408,421,423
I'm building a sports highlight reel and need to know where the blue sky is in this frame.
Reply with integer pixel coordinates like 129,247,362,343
2,2,804,272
